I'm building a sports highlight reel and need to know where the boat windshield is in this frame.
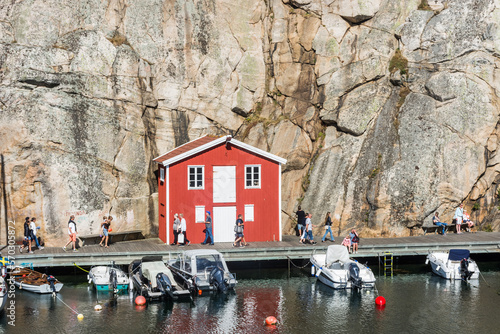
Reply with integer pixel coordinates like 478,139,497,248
196,254,224,274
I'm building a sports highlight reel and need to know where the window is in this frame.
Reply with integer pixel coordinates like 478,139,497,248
188,166,204,189
245,204,254,222
245,165,261,188
195,206,205,223
159,168,165,182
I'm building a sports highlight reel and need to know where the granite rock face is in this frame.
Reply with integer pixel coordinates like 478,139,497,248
1,0,500,245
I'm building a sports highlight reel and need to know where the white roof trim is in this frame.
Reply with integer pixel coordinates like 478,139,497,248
157,135,287,166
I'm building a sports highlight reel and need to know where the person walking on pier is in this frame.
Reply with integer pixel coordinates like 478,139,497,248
20,217,33,253
202,211,214,245
29,217,44,250
233,214,247,247
454,203,464,234
296,206,306,238
63,215,78,252
99,216,111,248
171,213,180,245
321,212,334,242
179,213,190,246
432,212,447,235
300,213,317,244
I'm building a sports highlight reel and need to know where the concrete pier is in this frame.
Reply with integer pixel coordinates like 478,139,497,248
3,232,499,268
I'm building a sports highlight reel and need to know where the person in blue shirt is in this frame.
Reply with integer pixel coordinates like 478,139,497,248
202,211,214,245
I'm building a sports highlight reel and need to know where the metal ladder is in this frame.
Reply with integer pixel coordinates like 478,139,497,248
383,252,393,277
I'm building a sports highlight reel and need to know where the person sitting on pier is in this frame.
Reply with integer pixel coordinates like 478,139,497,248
463,209,475,232
341,235,351,253
432,212,448,235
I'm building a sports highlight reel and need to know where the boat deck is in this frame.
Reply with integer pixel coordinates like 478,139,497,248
4,232,500,267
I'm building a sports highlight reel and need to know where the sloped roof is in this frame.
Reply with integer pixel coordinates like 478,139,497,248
153,135,287,166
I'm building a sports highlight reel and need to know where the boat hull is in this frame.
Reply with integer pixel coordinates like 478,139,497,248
88,266,129,292
13,281,63,294
427,253,480,280
310,254,376,290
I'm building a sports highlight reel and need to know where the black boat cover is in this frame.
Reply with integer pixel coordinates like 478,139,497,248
448,249,470,261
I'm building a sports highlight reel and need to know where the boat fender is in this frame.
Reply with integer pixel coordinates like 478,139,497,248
425,259,429,265
311,265,315,276
316,268,322,277
436,266,441,271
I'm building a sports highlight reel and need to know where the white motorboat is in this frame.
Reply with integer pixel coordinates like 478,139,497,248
310,245,376,289
168,249,237,294
426,249,479,280
128,256,193,301
88,264,129,293
9,267,63,294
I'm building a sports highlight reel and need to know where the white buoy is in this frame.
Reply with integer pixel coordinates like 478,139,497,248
311,265,315,276
94,304,103,311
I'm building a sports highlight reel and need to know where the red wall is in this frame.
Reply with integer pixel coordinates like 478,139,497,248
158,166,167,242
159,142,280,244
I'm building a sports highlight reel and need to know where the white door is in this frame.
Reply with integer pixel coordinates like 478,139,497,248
213,206,236,243
213,166,236,203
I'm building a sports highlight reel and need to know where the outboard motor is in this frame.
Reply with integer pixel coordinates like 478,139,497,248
47,275,57,296
460,258,473,281
110,269,118,293
209,267,228,293
156,273,174,299
348,263,363,289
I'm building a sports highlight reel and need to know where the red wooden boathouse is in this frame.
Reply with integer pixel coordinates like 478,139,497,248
153,135,287,244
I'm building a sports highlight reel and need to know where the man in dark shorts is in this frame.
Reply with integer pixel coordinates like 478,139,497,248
296,206,306,237
233,214,247,247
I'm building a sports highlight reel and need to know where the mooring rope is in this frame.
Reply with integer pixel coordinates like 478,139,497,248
55,294,81,315
73,263,89,273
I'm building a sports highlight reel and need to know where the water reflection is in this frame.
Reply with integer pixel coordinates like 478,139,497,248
1,270,499,334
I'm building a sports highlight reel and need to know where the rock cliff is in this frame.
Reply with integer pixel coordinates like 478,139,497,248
1,0,499,245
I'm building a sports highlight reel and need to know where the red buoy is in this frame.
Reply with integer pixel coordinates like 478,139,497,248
375,296,386,306
135,295,146,306
265,316,278,326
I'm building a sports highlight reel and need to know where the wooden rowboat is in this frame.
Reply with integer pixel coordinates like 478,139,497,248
9,267,63,294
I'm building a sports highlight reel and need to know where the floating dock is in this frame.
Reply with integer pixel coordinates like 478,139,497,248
4,232,500,268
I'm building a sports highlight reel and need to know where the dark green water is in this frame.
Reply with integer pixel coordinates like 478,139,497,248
1,263,500,334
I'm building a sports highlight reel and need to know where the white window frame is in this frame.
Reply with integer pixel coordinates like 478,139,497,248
245,204,254,222
244,165,261,189
188,165,205,190
160,167,165,182
195,206,205,223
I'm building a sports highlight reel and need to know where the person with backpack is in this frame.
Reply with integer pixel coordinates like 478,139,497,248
233,214,247,247
63,215,78,252
99,216,111,248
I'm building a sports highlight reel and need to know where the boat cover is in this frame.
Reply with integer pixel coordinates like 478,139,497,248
325,245,351,267
142,261,177,288
448,249,470,261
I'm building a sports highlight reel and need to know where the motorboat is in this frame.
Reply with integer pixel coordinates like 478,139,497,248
168,249,237,294
9,267,63,294
426,249,479,280
128,256,193,301
88,264,129,293
310,245,376,289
